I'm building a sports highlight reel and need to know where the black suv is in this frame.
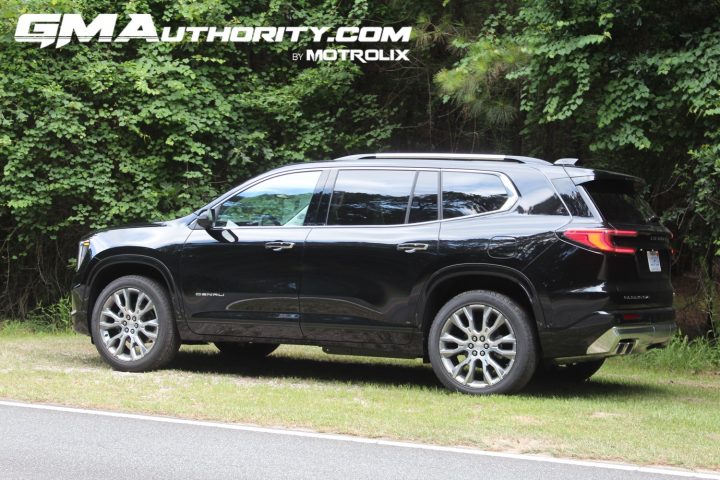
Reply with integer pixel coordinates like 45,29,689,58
72,153,676,394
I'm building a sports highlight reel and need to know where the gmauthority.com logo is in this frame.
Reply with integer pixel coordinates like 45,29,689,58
15,14,411,62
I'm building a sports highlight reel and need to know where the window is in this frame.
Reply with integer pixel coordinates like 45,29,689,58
327,170,415,225
217,171,321,227
583,179,656,225
408,171,439,223
442,172,510,219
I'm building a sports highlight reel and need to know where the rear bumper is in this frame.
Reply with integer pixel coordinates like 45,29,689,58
553,319,676,364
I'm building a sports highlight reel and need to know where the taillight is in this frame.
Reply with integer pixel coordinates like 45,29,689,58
561,229,638,254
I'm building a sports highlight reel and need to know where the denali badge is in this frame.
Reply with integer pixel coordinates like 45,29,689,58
195,292,225,297
623,295,650,300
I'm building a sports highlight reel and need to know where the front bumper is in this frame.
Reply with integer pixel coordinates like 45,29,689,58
553,320,676,364
71,283,90,335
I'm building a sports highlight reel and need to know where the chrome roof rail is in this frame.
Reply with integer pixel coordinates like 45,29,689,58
332,153,551,165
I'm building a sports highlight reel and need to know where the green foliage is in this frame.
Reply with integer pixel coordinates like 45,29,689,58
629,334,720,373
0,0,394,315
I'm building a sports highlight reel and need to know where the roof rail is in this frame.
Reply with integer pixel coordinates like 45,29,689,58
332,153,551,165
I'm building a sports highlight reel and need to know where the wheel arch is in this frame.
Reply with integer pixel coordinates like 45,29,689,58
86,253,184,334
419,264,545,354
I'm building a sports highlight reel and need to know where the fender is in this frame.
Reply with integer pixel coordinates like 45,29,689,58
86,252,190,336
419,263,547,330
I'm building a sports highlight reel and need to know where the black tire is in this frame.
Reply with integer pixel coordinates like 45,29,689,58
541,359,605,382
91,275,180,372
214,342,279,359
428,290,538,395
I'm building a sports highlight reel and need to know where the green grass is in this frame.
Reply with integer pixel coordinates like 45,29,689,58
0,327,718,471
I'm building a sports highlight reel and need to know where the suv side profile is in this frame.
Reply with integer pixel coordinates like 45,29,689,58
72,153,676,394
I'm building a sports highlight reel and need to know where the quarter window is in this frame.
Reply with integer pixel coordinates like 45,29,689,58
327,170,415,225
442,172,510,219
217,171,321,227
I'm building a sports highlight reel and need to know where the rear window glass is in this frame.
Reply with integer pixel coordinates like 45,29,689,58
583,179,656,225
442,172,510,219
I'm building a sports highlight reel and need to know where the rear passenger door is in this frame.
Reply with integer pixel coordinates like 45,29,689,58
300,168,440,344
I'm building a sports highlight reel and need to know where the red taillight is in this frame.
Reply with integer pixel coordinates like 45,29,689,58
561,229,638,254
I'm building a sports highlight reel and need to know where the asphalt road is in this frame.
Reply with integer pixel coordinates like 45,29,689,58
0,401,717,480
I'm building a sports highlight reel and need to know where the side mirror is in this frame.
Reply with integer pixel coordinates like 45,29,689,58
196,209,216,229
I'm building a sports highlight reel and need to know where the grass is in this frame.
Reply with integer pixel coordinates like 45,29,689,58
0,328,718,471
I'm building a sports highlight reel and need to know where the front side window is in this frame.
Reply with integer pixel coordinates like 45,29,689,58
217,171,321,227
327,170,415,225
442,171,510,219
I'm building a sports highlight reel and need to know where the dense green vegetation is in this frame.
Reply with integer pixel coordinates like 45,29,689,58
0,0,717,334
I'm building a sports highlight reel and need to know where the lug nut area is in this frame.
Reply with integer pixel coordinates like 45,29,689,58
472,350,478,356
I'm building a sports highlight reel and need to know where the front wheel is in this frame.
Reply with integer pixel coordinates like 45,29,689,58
428,290,538,395
91,275,180,372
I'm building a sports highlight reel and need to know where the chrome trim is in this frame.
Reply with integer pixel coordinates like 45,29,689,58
553,321,676,364
333,153,552,165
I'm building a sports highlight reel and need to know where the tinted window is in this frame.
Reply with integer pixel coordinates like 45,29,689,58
442,172,510,219
328,170,414,225
583,179,656,225
409,171,439,223
552,178,592,217
217,171,321,227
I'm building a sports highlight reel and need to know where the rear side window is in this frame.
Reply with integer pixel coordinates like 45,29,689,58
327,170,414,225
583,179,656,225
442,172,510,219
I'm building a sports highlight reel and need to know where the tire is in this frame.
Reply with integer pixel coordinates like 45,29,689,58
428,290,538,394
541,359,605,382
91,275,180,372
214,342,279,360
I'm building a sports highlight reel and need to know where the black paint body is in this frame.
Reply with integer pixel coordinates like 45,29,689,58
71,158,675,360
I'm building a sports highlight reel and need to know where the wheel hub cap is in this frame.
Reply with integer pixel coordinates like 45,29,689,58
438,304,517,388
99,287,159,362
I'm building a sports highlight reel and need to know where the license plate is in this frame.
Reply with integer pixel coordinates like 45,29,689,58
647,250,661,272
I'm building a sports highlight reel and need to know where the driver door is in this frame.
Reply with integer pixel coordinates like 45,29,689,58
180,169,324,339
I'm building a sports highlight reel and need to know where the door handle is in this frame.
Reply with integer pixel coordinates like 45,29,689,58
397,242,429,253
265,241,295,252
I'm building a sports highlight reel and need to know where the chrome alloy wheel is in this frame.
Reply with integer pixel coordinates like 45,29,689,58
438,304,517,388
99,288,159,362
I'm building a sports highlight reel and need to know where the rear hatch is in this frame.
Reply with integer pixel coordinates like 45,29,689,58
571,173,673,310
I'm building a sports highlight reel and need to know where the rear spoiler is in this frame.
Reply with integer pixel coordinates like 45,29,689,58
554,158,580,166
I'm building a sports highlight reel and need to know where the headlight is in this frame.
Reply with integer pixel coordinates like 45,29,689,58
77,240,90,270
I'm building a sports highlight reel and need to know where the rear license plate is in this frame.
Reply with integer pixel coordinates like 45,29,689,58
647,250,661,272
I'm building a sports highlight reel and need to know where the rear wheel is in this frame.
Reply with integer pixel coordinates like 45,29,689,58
214,342,279,360
542,359,605,382
428,290,538,394
91,275,180,372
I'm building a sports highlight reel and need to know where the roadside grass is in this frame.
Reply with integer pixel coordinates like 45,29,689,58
0,327,718,471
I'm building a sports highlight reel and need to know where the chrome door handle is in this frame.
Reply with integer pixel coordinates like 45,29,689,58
265,241,295,252
397,243,429,253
